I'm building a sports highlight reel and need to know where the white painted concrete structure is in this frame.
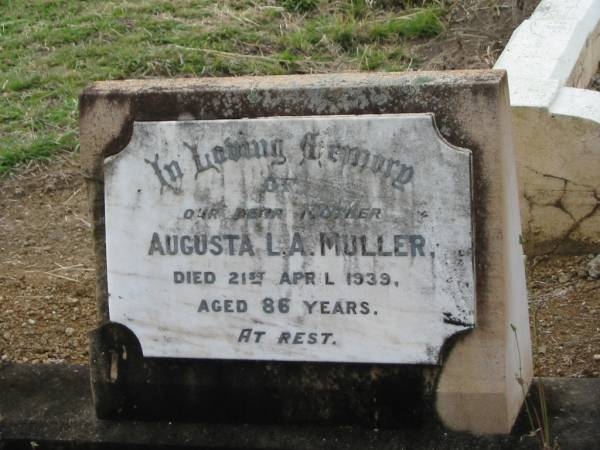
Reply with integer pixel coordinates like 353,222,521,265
495,0,600,254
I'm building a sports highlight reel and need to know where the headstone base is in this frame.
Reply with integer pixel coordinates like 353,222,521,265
2,363,599,450
90,322,438,427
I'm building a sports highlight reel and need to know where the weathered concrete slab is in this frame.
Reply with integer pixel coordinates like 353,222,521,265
81,71,531,434
1,363,599,450
495,0,600,254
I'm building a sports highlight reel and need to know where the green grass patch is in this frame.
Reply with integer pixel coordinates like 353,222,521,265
0,0,447,174
370,8,444,40
280,0,320,13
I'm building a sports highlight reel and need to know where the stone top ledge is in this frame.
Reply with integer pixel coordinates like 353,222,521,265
81,70,506,96
78,69,507,178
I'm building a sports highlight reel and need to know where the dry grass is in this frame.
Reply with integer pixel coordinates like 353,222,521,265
0,0,528,173
0,0,450,172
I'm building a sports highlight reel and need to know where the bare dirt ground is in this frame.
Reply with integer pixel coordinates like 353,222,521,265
416,0,527,70
0,156,95,364
1,153,598,377
5,1,599,378
528,256,600,378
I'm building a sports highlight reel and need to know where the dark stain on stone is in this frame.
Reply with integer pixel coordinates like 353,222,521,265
79,91,134,162
442,312,473,328
90,321,439,427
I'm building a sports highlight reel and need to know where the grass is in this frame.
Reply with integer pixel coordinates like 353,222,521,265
0,0,447,173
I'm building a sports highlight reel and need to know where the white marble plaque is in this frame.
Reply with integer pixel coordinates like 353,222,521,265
104,114,475,364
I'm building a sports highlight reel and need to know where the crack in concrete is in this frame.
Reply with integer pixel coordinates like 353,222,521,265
523,166,600,252
553,201,600,253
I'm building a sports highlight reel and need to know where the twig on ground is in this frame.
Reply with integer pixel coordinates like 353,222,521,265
72,213,91,228
171,45,291,64
62,186,82,205
24,269,80,283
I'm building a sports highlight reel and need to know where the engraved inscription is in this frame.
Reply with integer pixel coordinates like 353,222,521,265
104,114,475,364
145,131,414,194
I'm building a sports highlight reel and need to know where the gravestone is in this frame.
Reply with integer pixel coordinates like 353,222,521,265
81,71,532,435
